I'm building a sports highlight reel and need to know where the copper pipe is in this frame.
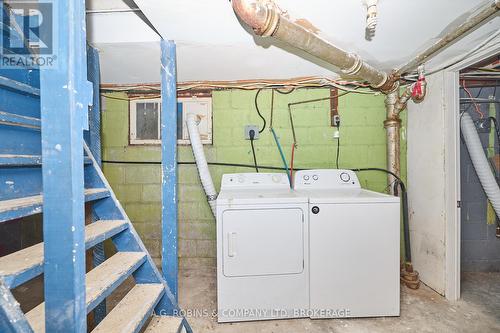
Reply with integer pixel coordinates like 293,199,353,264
232,0,398,92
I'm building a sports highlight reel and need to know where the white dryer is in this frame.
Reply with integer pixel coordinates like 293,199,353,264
295,169,400,318
216,173,309,323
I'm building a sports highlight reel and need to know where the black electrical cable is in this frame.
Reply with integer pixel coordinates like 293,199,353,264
351,168,406,191
254,89,267,133
275,88,295,95
336,136,341,169
353,167,411,262
249,130,259,173
102,160,405,189
250,139,259,173
102,160,406,187
401,189,412,262
103,159,414,249
103,160,300,171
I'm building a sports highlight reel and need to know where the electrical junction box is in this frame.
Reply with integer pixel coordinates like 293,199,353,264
244,125,260,140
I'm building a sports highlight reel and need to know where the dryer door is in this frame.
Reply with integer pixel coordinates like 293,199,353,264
222,208,304,277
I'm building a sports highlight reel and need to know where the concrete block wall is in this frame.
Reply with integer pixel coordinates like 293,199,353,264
101,88,407,269
460,86,500,272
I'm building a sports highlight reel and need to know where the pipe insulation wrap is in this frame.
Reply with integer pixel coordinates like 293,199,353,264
186,113,217,217
461,113,500,218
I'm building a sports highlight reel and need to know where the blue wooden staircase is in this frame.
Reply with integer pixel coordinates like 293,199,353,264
0,1,188,332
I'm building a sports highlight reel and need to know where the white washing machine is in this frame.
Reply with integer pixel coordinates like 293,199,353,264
216,173,309,323
294,169,400,318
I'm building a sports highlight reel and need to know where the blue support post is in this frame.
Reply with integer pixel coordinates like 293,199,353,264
41,1,92,332
161,40,178,302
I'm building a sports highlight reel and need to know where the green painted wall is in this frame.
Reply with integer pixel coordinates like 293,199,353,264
101,88,407,268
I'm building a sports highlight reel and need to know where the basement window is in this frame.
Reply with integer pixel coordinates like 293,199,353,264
130,98,161,145
129,97,212,145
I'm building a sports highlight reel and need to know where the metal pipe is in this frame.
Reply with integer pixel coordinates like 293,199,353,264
384,91,401,193
232,0,398,92
395,66,427,114
395,0,500,76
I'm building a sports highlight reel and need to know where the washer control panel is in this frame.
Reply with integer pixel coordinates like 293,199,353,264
221,173,290,190
294,169,360,189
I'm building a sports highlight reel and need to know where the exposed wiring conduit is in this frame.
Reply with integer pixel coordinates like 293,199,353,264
101,77,376,93
186,114,218,217
461,112,500,219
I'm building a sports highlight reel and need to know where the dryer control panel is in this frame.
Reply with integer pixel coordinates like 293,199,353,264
221,173,290,190
294,169,360,189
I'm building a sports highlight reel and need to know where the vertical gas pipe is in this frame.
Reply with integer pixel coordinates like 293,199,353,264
384,90,401,194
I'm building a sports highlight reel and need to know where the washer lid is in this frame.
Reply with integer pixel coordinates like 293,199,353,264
302,189,400,204
217,189,308,205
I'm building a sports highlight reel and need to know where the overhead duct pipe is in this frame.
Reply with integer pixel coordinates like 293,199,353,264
231,0,398,93
186,114,217,217
461,112,500,219
396,0,500,76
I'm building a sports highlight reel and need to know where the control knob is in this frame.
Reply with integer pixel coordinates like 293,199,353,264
340,172,350,183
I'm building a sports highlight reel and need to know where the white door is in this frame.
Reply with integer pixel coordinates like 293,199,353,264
309,202,400,317
222,208,304,277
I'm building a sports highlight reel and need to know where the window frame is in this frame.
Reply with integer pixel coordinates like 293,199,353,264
128,96,213,146
177,96,213,146
129,97,162,145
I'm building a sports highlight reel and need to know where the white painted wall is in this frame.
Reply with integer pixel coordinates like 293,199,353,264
407,73,448,295
87,0,500,84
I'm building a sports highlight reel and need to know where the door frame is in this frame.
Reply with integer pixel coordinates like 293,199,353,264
443,44,500,301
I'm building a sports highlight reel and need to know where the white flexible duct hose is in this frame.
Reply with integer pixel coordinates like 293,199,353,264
186,113,217,217
461,113,500,218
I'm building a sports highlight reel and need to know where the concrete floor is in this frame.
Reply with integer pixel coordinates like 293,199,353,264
178,268,500,333
12,269,500,332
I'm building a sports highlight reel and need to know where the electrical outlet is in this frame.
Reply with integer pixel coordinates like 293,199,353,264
332,115,341,127
245,125,260,140
475,119,491,133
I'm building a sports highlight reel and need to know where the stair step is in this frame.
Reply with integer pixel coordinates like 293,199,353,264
0,75,40,96
0,188,110,222
0,110,41,129
0,154,93,166
85,220,129,249
0,154,41,166
145,316,185,333
92,284,164,333
26,252,147,333
0,220,129,288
